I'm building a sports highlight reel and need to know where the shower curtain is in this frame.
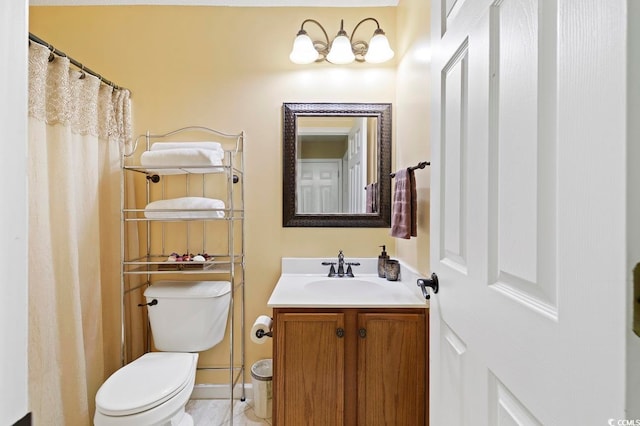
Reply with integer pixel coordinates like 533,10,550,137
27,42,132,425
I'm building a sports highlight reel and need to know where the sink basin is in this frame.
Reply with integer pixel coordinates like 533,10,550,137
267,258,427,307
304,278,385,292
299,278,390,303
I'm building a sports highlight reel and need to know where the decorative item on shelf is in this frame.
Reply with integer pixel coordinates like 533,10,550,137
289,18,395,65
377,245,389,278
384,259,400,281
158,252,215,271
167,252,213,262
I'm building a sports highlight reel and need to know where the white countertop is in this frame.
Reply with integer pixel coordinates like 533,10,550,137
267,257,429,308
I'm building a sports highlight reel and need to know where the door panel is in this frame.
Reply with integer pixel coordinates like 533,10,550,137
430,0,627,424
438,320,467,426
489,0,558,316
441,39,469,274
488,373,543,426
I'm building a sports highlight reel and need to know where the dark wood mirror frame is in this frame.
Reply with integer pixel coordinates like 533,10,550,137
282,102,392,227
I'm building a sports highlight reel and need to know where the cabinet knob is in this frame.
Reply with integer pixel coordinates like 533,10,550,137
336,328,345,338
359,328,367,338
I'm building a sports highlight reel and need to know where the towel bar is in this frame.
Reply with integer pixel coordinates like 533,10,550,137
390,161,430,177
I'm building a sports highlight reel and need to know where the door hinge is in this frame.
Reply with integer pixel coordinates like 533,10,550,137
634,263,640,338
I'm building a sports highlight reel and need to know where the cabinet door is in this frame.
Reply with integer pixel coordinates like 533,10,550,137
357,312,426,426
274,312,345,426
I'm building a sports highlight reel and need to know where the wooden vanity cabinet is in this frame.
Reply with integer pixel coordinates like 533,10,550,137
273,308,428,426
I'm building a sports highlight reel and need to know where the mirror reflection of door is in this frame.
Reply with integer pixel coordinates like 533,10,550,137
297,159,341,213
296,116,375,214
346,118,367,213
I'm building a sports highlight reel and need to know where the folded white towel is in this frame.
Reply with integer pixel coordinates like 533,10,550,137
150,141,223,152
144,197,225,219
140,148,224,174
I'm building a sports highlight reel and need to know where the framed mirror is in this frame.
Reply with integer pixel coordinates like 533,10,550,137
283,102,392,227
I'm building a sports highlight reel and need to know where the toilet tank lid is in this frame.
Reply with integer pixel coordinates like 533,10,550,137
144,280,231,298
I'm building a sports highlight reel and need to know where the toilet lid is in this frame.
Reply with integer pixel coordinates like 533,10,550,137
95,352,197,416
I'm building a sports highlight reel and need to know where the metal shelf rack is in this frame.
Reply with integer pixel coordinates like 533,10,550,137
121,126,246,424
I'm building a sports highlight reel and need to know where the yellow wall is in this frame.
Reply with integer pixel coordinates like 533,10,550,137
29,5,404,384
395,0,431,273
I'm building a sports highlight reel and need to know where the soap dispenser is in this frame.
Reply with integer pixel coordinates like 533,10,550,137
378,245,389,278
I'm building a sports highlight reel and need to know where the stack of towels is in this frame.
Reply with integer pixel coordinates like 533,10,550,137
141,141,227,218
140,141,225,174
144,197,225,219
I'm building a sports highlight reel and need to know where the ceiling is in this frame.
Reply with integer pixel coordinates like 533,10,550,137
29,0,398,6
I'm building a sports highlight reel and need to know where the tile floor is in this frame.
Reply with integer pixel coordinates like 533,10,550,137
186,399,272,426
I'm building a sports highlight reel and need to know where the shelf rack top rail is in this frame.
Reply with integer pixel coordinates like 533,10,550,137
124,126,244,157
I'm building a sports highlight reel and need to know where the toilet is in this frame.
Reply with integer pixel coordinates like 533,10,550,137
94,280,231,426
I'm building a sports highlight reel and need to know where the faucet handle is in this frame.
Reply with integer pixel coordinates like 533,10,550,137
328,264,337,277
345,262,360,277
346,264,354,277
322,261,337,277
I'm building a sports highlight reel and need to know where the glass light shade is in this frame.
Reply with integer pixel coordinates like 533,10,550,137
326,34,355,64
364,33,395,64
289,33,319,64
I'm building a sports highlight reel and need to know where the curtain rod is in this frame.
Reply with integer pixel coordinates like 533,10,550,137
28,32,129,93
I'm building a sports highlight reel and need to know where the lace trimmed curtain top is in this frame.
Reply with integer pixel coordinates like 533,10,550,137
28,43,132,148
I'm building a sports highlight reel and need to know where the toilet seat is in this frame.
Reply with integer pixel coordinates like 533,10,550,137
95,352,198,417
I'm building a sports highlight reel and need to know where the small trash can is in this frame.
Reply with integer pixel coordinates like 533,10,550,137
251,358,272,419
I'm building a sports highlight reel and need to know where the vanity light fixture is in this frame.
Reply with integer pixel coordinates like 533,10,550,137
289,18,395,65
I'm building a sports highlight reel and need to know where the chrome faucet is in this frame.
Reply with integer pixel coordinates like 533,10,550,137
337,250,345,276
321,250,360,277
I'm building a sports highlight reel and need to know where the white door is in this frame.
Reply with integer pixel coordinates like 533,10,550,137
297,159,341,213
1,0,29,423
346,117,367,213
430,1,628,424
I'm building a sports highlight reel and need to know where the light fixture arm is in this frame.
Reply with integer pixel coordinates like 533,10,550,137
298,19,330,61
299,19,330,45
349,17,383,62
349,17,382,43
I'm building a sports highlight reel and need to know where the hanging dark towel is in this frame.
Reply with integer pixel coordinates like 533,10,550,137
390,168,417,239
366,182,378,213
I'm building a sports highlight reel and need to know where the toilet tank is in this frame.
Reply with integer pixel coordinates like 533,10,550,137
144,280,231,352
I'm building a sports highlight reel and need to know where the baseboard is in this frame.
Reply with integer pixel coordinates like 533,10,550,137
190,383,253,400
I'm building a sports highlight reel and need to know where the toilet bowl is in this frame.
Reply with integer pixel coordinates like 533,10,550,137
94,352,197,426
94,281,231,426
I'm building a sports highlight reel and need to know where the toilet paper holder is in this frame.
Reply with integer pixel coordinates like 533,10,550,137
252,315,273,339
252,315,273,343
255,328,272,339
